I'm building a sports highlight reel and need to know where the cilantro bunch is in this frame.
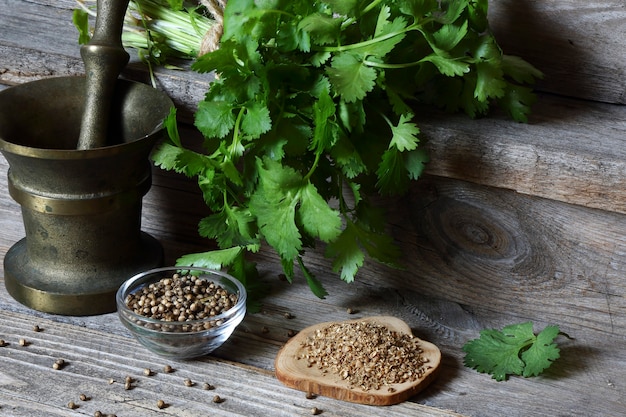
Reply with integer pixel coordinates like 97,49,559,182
153,0,542,300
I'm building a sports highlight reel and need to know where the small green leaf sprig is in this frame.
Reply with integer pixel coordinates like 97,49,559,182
153,0,542,301
463,322,564,381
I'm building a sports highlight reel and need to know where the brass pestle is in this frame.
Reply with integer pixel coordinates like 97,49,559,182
77,0,131,150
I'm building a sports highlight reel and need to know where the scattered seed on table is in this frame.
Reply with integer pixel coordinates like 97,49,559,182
125,376,134,384
212,395,223,403
311,407,322,415
184,378,194,387
287,329,297,337
163,364,174,373
32,324,42,332
107,378,115,385
305,392,317,400
79,393,89,401
0,339,7,347
203,382,215,390
346,308,356,315
67,401,77,409
283,312,294,319
18,338,28,346
53,359,66,370
143,368,153,376
93,411,103,417
124,380,132,390
156,399,166,409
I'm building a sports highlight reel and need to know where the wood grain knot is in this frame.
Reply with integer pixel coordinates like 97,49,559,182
407,181,566,291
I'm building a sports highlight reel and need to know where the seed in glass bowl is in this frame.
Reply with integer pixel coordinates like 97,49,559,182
124,273,239,332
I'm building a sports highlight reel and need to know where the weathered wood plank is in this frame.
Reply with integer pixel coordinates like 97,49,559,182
337,176,626,339
420,94,626,214
489,0,626,104
2,0,626,104
0,310,464,417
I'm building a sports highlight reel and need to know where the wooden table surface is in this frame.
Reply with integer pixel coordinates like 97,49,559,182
1,1,626,416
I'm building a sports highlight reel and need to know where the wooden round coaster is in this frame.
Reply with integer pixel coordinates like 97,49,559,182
275,316,441,405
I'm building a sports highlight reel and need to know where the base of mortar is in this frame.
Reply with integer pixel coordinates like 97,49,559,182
3,232,163,316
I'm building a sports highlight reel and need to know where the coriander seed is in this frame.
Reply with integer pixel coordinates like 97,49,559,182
53,359,65,370
287,329,297,337
94,411,103,417
163,364,174,373
0,340,7,347
18,338,28,346
311,407,322,415
184,378,194,387
143,368,153,376
212,395,223,403
124,273,239,332
305,392,317,399
203,382,215,390
67,401,77,409
79,393,89,401
107,378,115,385
32,324,42,332
156,399,166,409
299,320,427,392
283,312,294,319
124,380,132,390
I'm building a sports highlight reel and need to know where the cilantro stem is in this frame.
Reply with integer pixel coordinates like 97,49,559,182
340,0,385,29
230,107,246,160
303,151,321,183
315,23,422,54
362,59,422,69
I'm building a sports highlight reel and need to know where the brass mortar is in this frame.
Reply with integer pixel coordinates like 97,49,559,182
0,0,174,315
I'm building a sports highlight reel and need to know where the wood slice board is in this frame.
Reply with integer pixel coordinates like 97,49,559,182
275,316,441,406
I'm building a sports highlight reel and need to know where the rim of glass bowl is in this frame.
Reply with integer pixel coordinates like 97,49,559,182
116,266,247,333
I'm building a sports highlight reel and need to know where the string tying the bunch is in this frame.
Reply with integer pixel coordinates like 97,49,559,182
199,0,226,55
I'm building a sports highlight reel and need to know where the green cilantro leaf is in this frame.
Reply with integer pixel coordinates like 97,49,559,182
389,114,420,152
195,100,237,139
501,55,544,84
521,325,561,377
298,257,328,299
325,222,365,283
250,159,303,263
421,54,470,77
326,52,377,103
241,102,272,139
72,9,91,45
463,322,562,381
298,182,342,242
177,247,244,271
498,85,538,123
474,61,507,101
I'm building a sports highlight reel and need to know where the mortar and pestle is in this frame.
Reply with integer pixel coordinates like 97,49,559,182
0,0,173,315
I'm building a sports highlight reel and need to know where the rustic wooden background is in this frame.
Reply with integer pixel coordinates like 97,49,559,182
0,1,625,416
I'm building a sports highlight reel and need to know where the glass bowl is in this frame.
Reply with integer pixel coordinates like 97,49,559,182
116,266,246,359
